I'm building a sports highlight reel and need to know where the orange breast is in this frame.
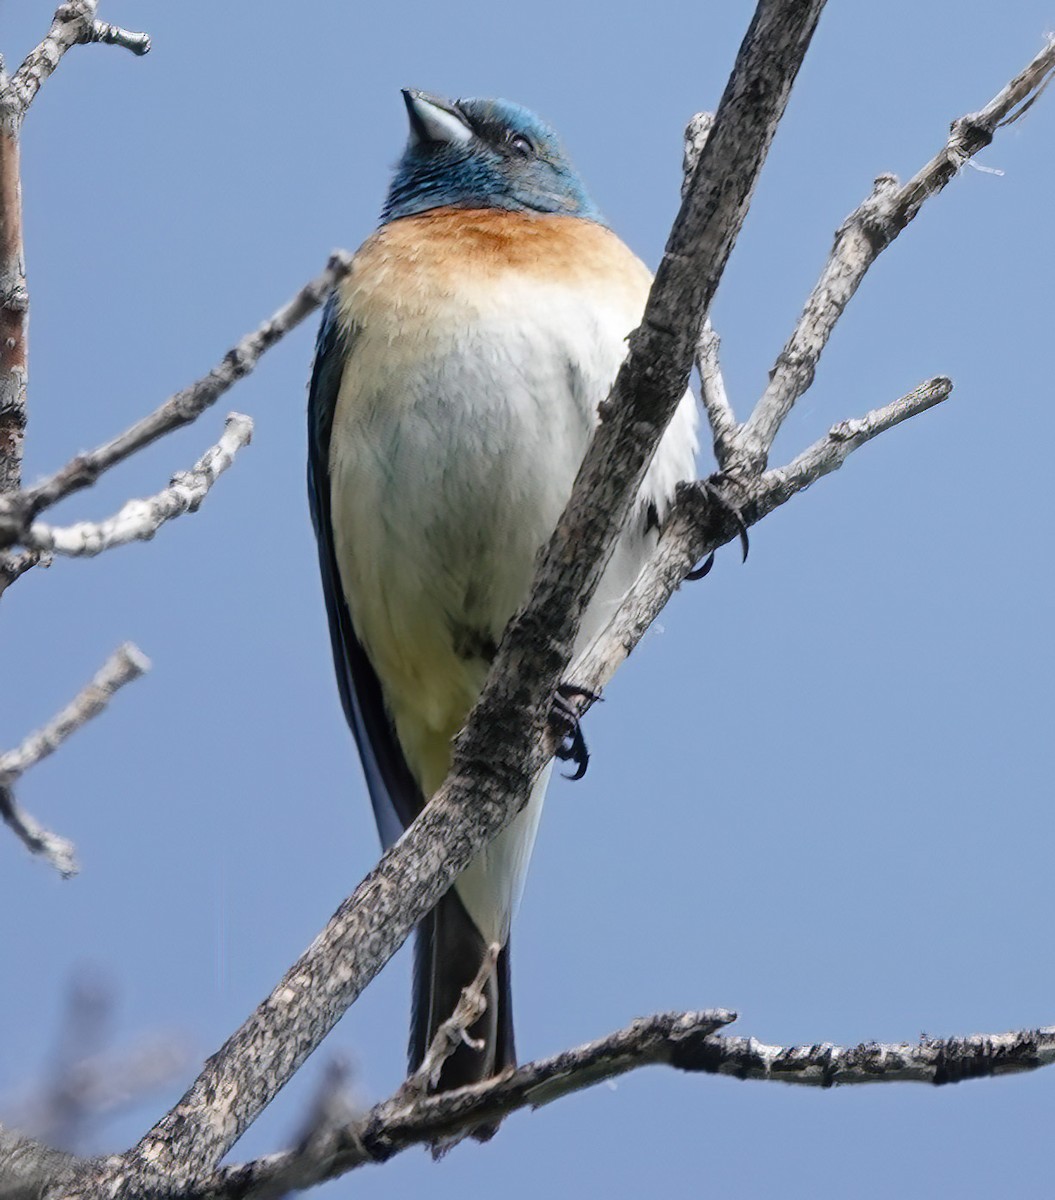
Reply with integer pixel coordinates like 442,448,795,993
341,207,653,312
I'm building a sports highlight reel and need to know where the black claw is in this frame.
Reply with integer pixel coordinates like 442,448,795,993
686,551,715,581
550,684,595,780
700,479,751,566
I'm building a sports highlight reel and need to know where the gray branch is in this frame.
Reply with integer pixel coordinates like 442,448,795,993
739,37,1055,464
0,643,150,875
0,254,351,550
190,1015,1055,1198
86,21,151,57
4,2,150,125
24,414,252,558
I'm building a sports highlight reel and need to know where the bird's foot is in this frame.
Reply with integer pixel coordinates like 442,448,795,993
550,683,600,781
686,479,750,580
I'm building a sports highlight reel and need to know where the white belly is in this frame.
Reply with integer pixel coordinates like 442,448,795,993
329,256,696,941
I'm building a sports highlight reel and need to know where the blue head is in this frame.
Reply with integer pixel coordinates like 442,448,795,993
381,91,604,225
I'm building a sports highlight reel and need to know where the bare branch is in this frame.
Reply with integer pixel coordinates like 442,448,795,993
575,376,953,698
0,643,150,784
188,1015,1055,1198
740,37,1055,463
0,549,42,598
760,376,952,502
0,643,150,876
696,321,738,467
4,3,150,124
85,21,151,57
204,1011,737,1198
24,414,252,558
0,75,29,498
682,107,739,469
0,1123,78,1200
0,255,351,548
0,2,151,507
0,786,77,878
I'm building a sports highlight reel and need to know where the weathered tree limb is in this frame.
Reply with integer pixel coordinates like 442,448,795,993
24,414,252,558
738,36,1055,465
0,643,149,876
575,376,953,692
0,1124,77,1200
0,255,350,551
191,1015,1055,1198
0,1,151,506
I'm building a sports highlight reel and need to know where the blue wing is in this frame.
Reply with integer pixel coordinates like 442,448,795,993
306,290,424,848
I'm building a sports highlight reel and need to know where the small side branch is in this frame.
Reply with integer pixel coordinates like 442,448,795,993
6,3,150,121
24,413,252,557
85,21,151,56
696,321,738,467
0,643,150,876
739,37,1055,462
760,376,951,503
0,253,351,548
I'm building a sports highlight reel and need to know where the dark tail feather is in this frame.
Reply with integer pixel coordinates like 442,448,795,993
410,888,515,1101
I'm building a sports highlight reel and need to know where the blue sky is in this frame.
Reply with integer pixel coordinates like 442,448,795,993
2,1,1054,1197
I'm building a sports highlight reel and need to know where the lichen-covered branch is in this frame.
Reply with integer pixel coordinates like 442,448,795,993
0,643,150,876
24,414,252,558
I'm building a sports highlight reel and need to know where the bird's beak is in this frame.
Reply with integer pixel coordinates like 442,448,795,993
402,89,473,146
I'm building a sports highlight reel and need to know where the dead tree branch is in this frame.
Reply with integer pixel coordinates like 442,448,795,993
0,643,150,876
0,255,351,554
0,1,151,507
189,1015,1055,1198
24,414,253,558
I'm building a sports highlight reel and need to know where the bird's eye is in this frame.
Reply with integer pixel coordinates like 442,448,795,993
507,132,534,157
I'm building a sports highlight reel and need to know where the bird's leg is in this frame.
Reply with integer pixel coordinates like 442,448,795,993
686,477,750,580
550,683,600,780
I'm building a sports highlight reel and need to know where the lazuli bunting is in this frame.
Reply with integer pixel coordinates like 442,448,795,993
307,91,697,1097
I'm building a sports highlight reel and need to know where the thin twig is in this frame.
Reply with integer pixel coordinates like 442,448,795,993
0,254,351,548
400,944,501,1097
0,643,150,784
681,112,739,468
24,414,252,557
759,376,952,502
696,321,738,467
575,377,953,699
739,37,1055,463
0,785,77,878
0,643,150,876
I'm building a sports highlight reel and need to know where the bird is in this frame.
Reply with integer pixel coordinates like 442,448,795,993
307,90,698,1101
